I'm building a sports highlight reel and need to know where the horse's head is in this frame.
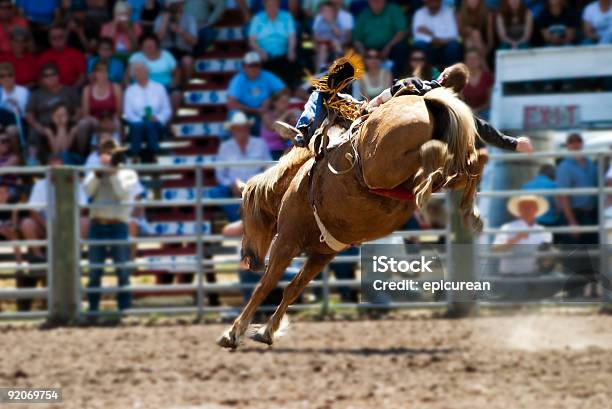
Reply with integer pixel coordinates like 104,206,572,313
239,180,277,273
240,214,275,272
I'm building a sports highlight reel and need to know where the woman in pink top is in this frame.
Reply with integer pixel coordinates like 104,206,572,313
100,1,142,55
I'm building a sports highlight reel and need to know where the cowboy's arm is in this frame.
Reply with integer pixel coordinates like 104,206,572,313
475,116,518,151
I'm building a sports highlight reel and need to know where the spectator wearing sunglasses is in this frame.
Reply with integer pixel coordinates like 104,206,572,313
0,27,38,87
356,49,392,99
0,62,29,117
408,48,439,81
25,63,81,163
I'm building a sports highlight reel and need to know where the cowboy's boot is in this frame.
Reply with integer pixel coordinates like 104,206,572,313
273,121,309,148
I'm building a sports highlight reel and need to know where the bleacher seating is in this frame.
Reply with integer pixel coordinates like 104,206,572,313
133,8,245,300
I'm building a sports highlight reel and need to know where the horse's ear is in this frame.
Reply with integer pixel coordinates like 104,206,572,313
236,179,247,195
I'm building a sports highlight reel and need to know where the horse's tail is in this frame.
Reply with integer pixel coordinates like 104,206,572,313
423,87,477,177
414,140,450,209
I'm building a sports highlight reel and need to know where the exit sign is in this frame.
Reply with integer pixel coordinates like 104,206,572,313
523,105,580,129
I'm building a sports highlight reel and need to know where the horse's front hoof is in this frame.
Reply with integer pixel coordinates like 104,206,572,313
217,330,240,349
250,327,274,346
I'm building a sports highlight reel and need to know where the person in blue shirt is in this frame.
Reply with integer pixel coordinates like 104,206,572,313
227,51,286,131
522,164,559,226
87,37,126,84
556,133,598,234
555,133,599,298
248,0,298,87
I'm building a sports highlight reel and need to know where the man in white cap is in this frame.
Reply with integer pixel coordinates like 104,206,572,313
227,51,286,130
492,195,552,275
210,111,272,221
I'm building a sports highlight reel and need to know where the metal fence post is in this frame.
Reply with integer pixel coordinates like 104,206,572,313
446,189,476,317
321,265,330,316
48,166,79,325
597,155,612,307
195,166,204,320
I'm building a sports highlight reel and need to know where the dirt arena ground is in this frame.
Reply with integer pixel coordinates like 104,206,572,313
1,311,611,409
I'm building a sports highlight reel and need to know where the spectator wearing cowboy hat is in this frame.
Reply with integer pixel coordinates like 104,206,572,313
492,194,552,275
83,138,139,313
210,111,272,222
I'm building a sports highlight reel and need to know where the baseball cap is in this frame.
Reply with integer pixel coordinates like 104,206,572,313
243,51,261,65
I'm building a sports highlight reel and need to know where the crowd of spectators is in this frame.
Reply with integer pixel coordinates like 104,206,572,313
0,0,610,311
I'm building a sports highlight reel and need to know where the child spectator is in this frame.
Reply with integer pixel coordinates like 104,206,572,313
313,1,347,70
537,0,578,46
357,49,392,99
582,0,612,44
496,0,534,49
123,62,172,162
457,0,494,59
412,0,461,68
155,0,197,87
37,25,87,87
261,93,299,159
0,27,38,87
0,0,27,55
87,37,126,84
101,1,142,55
354,0,408,77
462,48,494,119
42,103,83,165
0,62,29,117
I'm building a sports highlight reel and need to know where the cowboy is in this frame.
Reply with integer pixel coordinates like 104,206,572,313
211,111,272,222
491,194,553,299
276,59,533,154
83,139,139,313
274,52,365,148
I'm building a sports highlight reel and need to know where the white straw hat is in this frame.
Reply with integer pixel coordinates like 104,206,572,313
224,111,254,129
507,195,549,218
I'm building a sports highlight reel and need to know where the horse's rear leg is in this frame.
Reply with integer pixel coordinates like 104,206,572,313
251,252,336,345
217,237,300,349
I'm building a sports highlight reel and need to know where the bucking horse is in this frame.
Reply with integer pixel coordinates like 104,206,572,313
217,87,487,349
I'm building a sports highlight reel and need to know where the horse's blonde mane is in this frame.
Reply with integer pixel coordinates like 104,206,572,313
242,147,314,221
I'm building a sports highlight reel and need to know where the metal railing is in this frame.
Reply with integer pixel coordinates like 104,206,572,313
0,149,611,322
